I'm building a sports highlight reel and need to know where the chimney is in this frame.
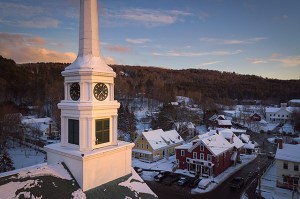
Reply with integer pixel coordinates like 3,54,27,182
280,103,287,108
277,138,283,149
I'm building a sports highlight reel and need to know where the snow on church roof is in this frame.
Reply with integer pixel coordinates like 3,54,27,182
141,129,183,150
275,143,300,163
0,162,85,199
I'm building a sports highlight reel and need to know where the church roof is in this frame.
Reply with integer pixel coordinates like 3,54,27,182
0,162,85,199
0,163,157,199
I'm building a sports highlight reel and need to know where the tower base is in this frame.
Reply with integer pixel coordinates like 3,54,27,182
45,141,134,191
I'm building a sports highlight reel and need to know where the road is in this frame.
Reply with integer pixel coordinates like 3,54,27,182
145,131,277,199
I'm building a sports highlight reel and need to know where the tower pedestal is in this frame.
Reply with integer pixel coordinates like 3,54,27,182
45,141,134,191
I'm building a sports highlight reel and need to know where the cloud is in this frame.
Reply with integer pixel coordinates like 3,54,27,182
105,45,131,53
104,56,118,65
0,33,76,63
0,2,45,17
125,38,151,44
152,50,242,57
197,61,223,66
200,37,267,45
105,8,192,27
2,17,60,29
248,54,300,68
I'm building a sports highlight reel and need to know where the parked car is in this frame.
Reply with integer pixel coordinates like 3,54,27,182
267,152,275,159
163,173,180,185
198,178,211,189
229,177,245,189
134,167,143,175
177,176,189,186
154,171,170,182
189,177,200,188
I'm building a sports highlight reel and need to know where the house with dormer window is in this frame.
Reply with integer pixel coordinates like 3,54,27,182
133,129,184,162
175,129,243,177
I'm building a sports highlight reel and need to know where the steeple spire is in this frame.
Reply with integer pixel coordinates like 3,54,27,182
78,0,100,57
64,0,114,74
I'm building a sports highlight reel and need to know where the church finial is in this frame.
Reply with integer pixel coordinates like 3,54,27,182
63,0,114,74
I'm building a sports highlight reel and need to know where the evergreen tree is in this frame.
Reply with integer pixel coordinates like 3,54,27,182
0,147,15,173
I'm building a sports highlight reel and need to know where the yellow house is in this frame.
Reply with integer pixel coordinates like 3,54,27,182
133,129,184,162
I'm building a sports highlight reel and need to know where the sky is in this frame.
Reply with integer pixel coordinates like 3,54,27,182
0,0,300,80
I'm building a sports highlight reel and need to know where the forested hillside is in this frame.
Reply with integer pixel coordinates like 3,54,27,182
1,55,300,109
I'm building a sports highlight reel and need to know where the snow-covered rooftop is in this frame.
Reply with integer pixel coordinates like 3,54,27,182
202,133,233,156
0,162,85,199
275,143,300,163
217,119,232,126
141,129,183,150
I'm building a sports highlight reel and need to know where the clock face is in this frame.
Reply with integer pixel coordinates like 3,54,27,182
93,83,108,101
70,83,80,101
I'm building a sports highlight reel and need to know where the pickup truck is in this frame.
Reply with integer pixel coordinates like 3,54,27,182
229,177,245,189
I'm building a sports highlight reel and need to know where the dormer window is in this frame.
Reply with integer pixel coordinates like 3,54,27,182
200,144,204,151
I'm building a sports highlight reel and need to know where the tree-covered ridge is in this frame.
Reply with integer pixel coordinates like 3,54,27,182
1,55,300,107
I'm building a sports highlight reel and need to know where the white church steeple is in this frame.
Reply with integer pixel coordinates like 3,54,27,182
45,0,134,192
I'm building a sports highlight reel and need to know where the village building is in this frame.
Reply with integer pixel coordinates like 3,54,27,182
133,129,184,162
265,103,300,124
275,139,300,190
249,113,262,122
175,129,244,177
21,117,57,138
288,99,300,107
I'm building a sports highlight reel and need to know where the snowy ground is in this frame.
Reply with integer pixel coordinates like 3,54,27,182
7,143,46,169
133,154,257,193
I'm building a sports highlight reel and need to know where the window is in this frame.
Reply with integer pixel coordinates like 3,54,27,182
141,137,144,140
68,119,79,145
200,144,204,152
141,143,144,149
181,150,185,156
294,178,299,185
176,159,179,164
95,119,110,145
207,154,212,162
283,175,288,183
136,143,139,148
146,144,149,149
200,153,204,160
283,162,288,169
193,152,197,159
270,114,271,116
294,164,299,171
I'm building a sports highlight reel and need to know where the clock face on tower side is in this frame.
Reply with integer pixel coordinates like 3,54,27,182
93,83,108,101
70,83,80,101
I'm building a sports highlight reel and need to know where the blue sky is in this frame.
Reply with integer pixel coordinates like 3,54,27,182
0,0,300,80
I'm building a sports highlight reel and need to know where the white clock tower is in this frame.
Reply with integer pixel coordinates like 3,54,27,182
45,0,134,191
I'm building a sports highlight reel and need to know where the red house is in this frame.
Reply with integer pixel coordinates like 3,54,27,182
175,129,244,177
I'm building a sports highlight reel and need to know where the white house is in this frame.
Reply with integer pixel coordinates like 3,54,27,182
265,103,293,124
21,117,57,137
275,139,300,190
